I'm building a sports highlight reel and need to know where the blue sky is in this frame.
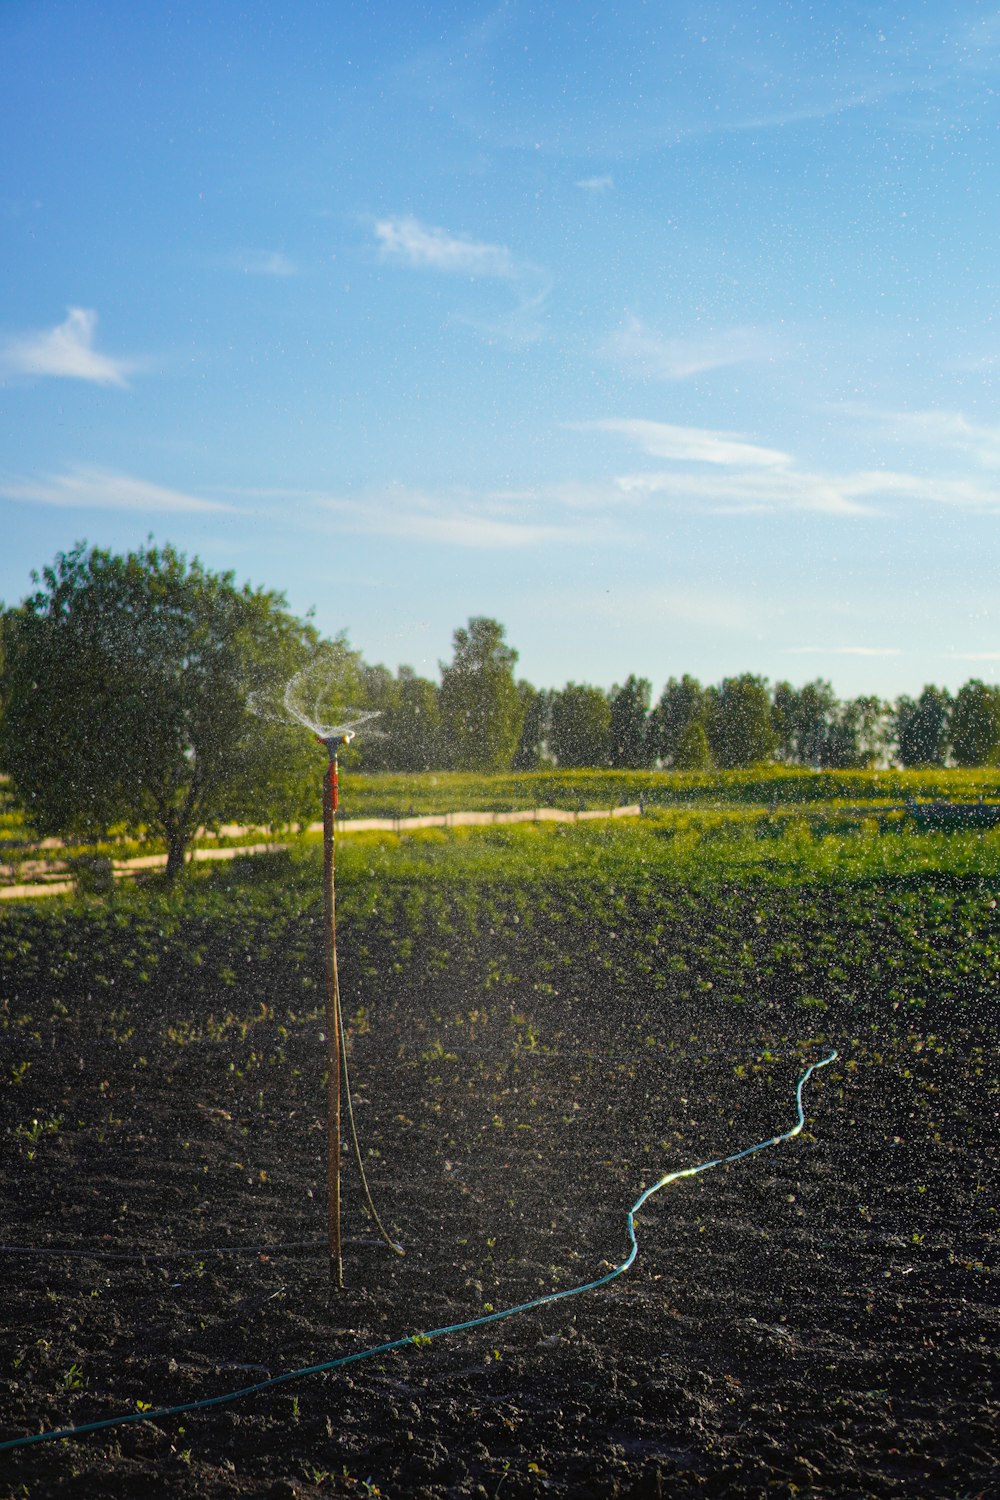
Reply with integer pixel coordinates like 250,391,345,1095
2,0,998,701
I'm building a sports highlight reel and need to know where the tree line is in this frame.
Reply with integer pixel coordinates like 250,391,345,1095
2,544,999,876
352,621,1000,776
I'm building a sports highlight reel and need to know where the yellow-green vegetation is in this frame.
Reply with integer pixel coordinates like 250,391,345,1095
328,808,1000,887
4,764,1000,896
340,765,1000,819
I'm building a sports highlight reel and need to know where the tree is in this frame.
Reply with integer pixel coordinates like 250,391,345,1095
707,674,776,769
438,617,524,771
513,684,553,770
894,686,952,767
824,696,888,769
608,675,652,769
673,716,711,770
950,679,1000,767
379,666,447,772
648,676,707,767
0,542,317,878
772,679,839,767
549,682,611,768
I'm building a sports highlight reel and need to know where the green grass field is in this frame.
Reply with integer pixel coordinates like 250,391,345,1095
5,765,1000,896
339,765,1000,818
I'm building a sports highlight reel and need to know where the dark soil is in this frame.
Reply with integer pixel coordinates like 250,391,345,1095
1,901,997,1498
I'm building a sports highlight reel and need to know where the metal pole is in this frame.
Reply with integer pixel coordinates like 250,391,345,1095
322,749,343,1289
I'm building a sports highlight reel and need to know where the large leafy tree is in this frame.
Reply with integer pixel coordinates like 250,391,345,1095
950,679,1000,767
438,617,524,771
0,542,317,878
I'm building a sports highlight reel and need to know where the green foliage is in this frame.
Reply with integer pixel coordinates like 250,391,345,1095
950,679,1000,768
673,717,711,770
438,617,524,771
772,679,838,766
0,542,317,876
2,819,997,1034
894,686,952,767
336,764,1000,818
648,675,708,767
512,684,552,770
608,676,652,769
707,674,777,769
549,683,611,768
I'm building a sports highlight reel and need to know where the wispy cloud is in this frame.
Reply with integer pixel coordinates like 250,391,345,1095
318,481,607,550
0,465,232,514
373,214,551,343
586,419,791,468
605,314,780,380
0,308,136,386
375,215,516,279
232,249,297,277
583,418,1000,517
842,404,1000,468
575,174,614,192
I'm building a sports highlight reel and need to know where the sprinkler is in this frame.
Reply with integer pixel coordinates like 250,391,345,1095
319,729,350,1287
271,656,397,1288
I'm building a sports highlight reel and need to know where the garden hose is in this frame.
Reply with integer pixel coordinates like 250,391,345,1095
336,984,405,1257
0,1049,836,1455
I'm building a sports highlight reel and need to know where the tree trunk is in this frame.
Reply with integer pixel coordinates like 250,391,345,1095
164,825,187,881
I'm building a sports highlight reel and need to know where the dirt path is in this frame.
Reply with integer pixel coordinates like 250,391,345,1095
1,806,642,901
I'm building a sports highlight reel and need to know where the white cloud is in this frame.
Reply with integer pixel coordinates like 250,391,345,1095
616,466,869,515
234,249,297,277
587,418,791,468
583,417,1000,516
374,213,552,343
374,215,516,279
575,174,614,191
0,465,233,514
606,314,779,380
0,308,135,386
315,481,620,550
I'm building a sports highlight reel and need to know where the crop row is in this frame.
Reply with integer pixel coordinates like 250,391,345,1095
1,830,997,1040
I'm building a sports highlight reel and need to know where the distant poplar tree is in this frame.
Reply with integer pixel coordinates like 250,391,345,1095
513,684,553,770
950,680,1000,767
648,676,707,767
772,679,839,766
893,686,952,767
707,675,776,769
438,617,524,771
549,683,612,768
608,675,653,769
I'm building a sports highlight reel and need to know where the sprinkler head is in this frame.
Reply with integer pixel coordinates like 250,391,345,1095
316,730,354,757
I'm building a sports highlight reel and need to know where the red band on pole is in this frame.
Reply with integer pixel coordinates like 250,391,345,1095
329,758,339,813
